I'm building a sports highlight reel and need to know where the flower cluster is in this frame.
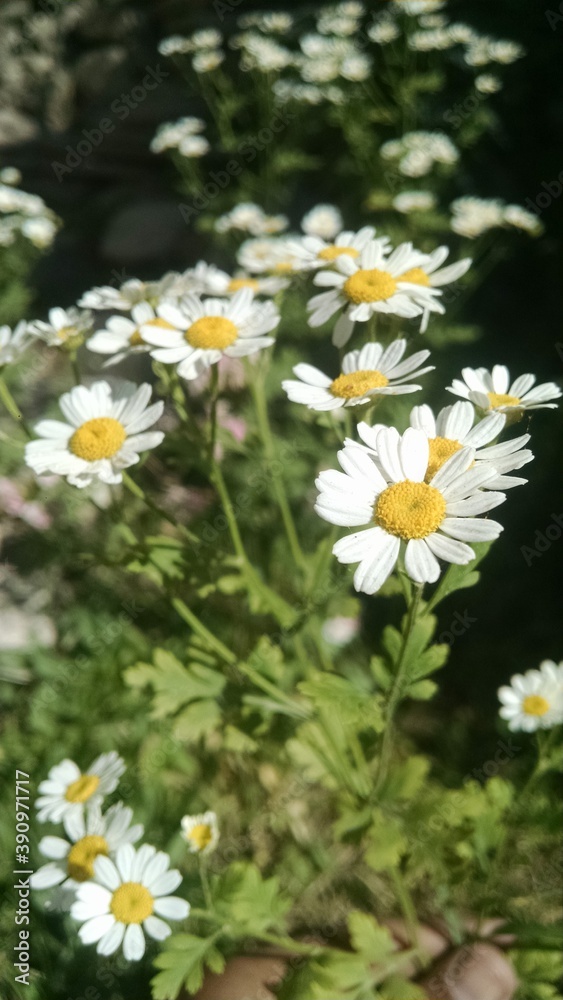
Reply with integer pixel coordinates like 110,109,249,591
450,197,542,238
150,117,210,158
31,753,191,960
0,176,59,248
381,131,459,178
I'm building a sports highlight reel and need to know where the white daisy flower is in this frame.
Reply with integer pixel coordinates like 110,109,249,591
301,205,343,240
31,804,143,892
237,237,306,275
215,202,268,235
307,240,444,347
35,752,126,824
193,50,224,74
86,302,177,366
394,245,471,331
289,226,388,272
177,135,210,158
21,216,58,248
191,264,289,298
447,366,561,416
315,427,506,595
25,381,164,488
402,401,533,488
142,289,278,381
71,844,190,960
498,667,563,732
475,73,502,94
78,275,181,312
181,811,219,855
0,321,34,366
393,191,437,214
28,307,93,348
503,204,542,235
368,18,400,44
450,196,506,238
282,339,433,411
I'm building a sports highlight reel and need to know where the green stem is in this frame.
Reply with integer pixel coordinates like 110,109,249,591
121,471,199,545
374,583,424,795
0,375,31,437
388,867,421,959
70,351,81,386
210,457,297,627
172,596,236,666
198,857,214,912
250,372,306,570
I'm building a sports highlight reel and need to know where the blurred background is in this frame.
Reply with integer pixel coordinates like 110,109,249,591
1,0,562,774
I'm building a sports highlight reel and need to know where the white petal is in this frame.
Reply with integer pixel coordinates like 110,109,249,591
446,492,505,516
425,532,474,565
38,836,69,860
399,427,428,481
144,915,172,941
353,534,400,594
78,915,115,945
150,870,182,897
153,896,190,920
404,538,440,583
123,923,146,961
440,517,503,542
98,921,126,956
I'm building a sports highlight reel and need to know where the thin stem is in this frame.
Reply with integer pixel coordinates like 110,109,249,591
121,471,199,545
0,375,31,437
250,372,306,570
210,457,297,627
172,596,236,665
374,583,424,795
70,351,81,386
198,857,214,912
388,867,422,960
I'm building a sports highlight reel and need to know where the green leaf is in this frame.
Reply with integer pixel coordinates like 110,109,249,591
124,648,225,720
381,756,430,802
370,655,392,692
151,934,225,1000
348,912,395,963
212,862,290,936
405,679,438,700
173,699,221,742
426,541,492,610
365,813,407,871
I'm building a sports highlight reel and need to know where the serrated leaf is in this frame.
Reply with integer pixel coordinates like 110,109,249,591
212,862,290,936
365,814,407,871
151,934,224,1000
124,648,225,719
381,756,430,801
348,912,395,963
173,699,221,742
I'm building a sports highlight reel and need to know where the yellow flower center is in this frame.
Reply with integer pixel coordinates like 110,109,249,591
330,369,389,399
522,694,550,717
185,316,238,350
130,317,174,347
188,823,213,851
67,835,109,882
375,480,446,540
487,392,521,409
58,326,78,341
272,261,294,274
228,278,260,293
64,773,101,804
425,436,463,481
69,418,127,462
399,267,431,286
318,245,359,262
110,882,154,924
343,268,398,304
